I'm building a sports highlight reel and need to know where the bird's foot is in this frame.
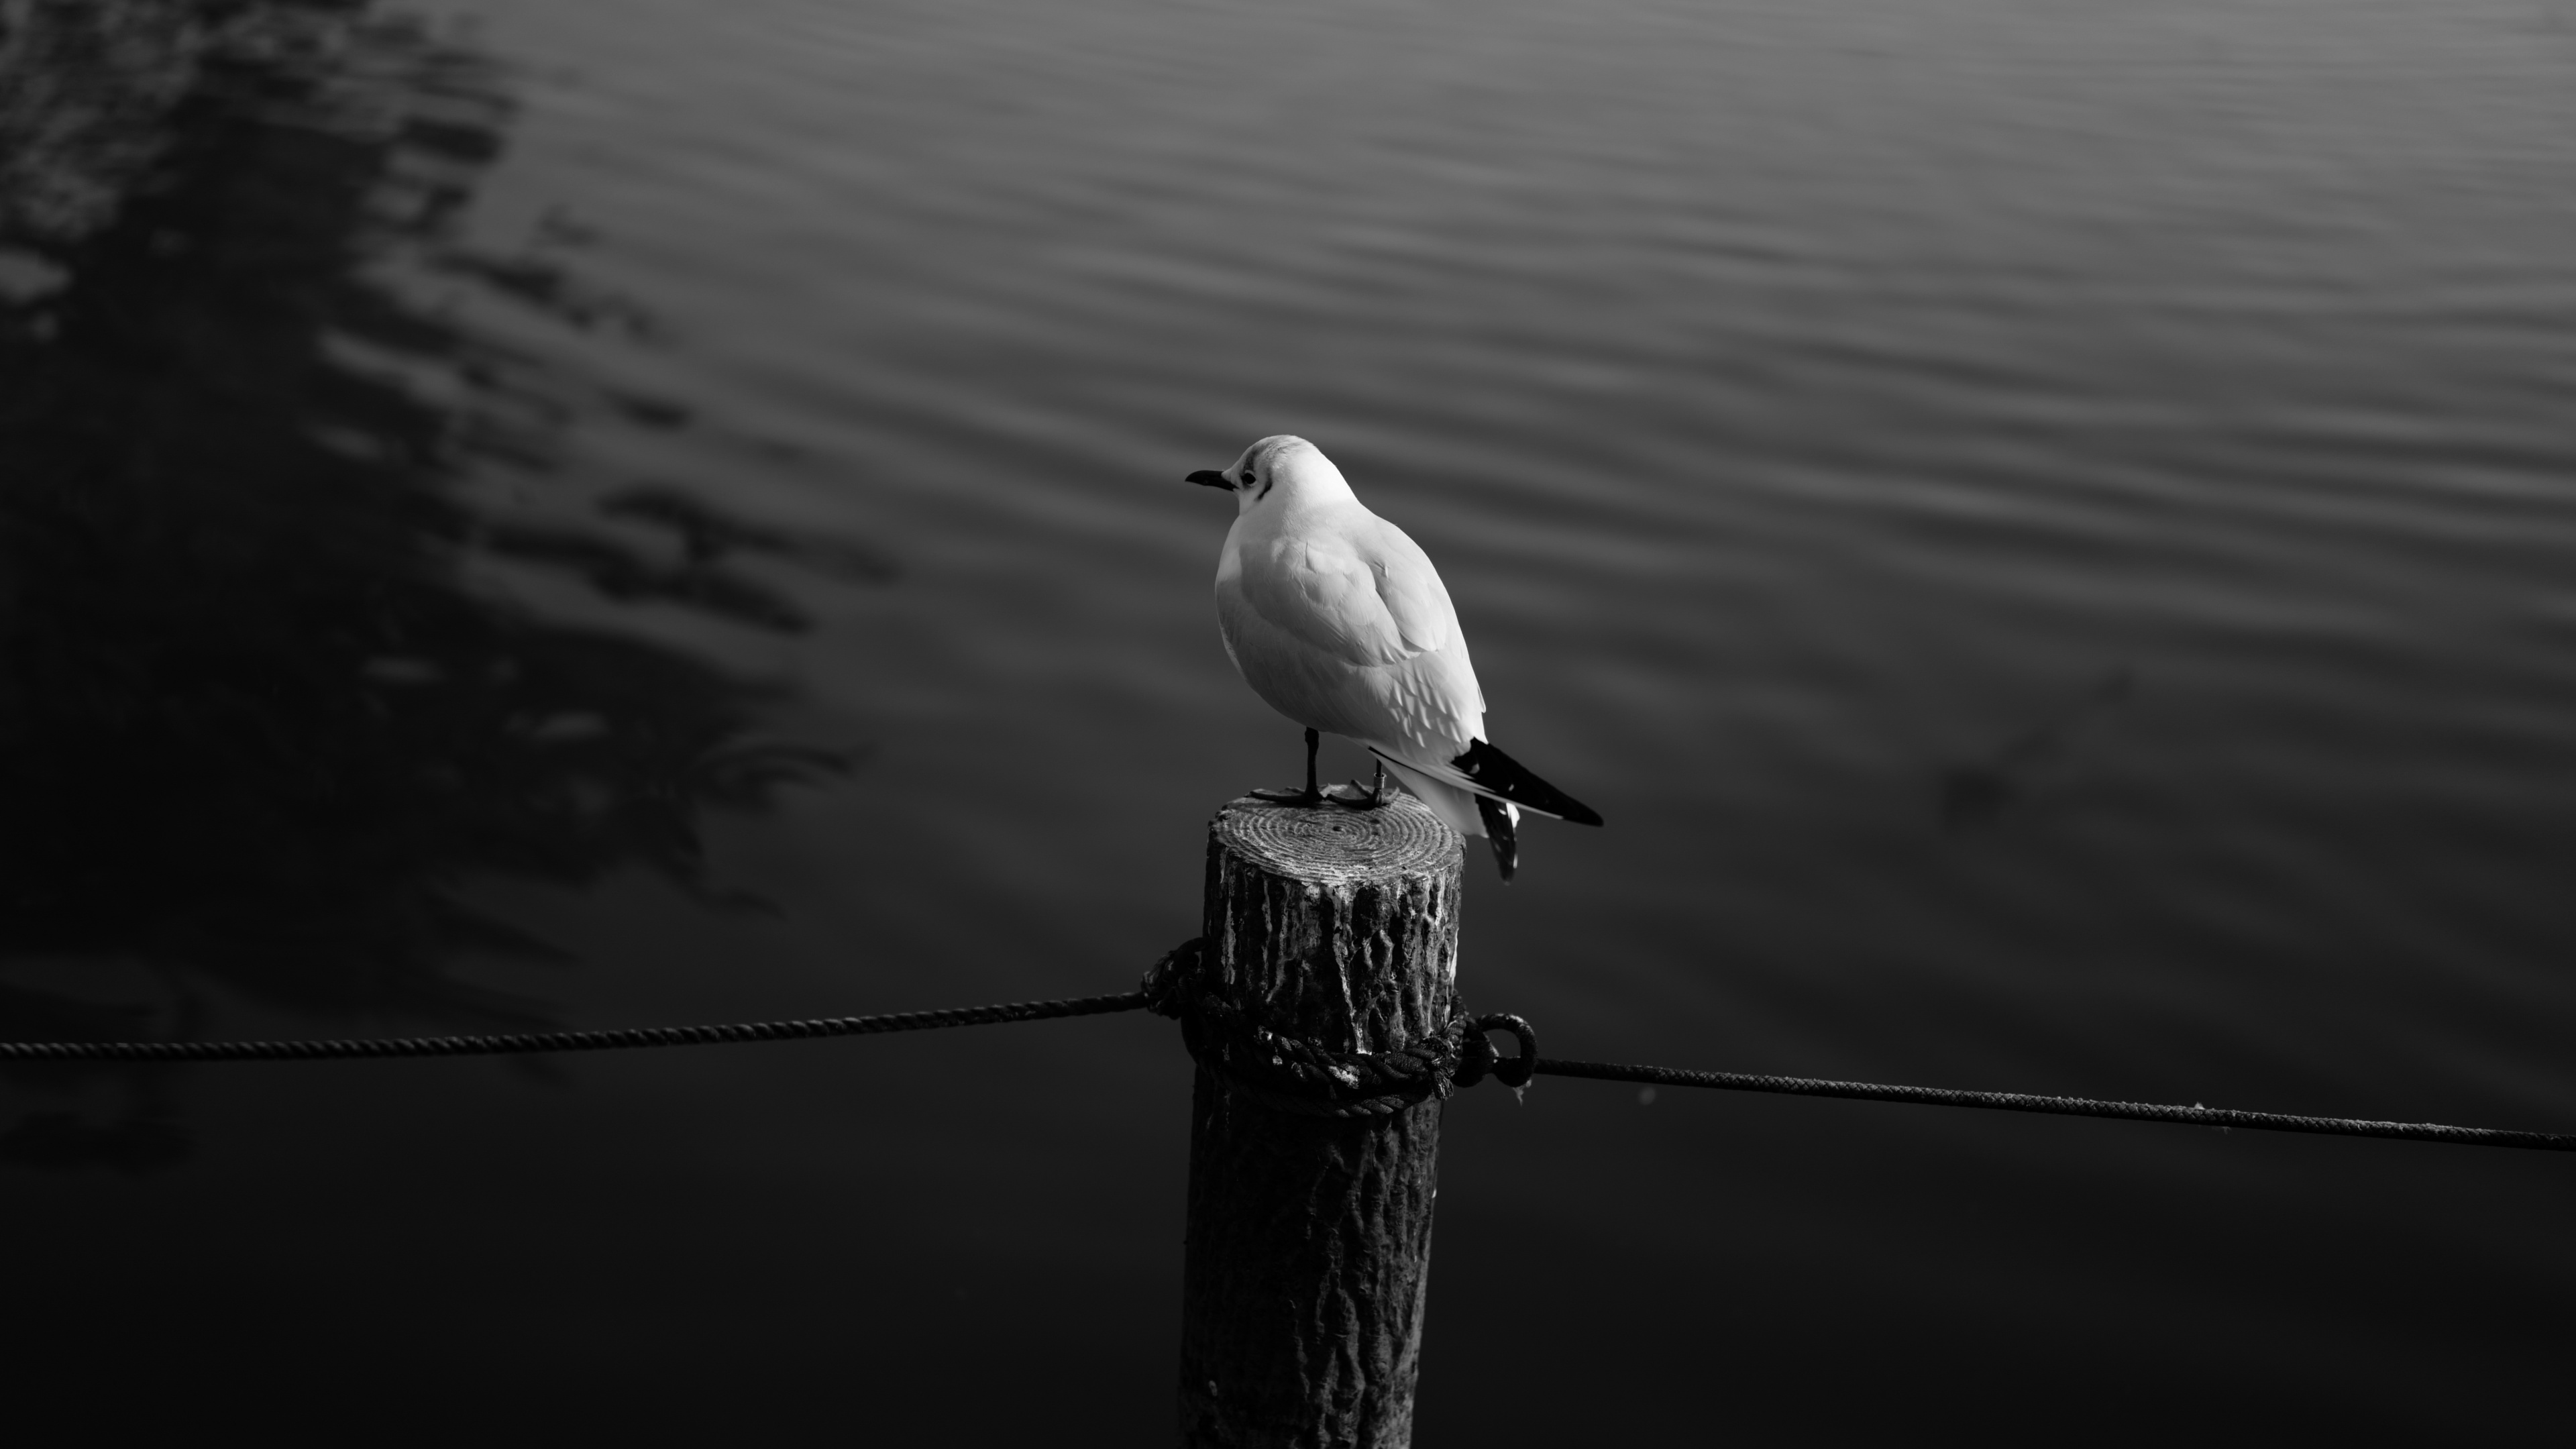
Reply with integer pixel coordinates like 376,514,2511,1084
1326,761,1391,810
1248,786,1326,808
1323,779,1387,809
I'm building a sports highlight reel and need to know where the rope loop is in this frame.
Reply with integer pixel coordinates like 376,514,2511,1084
1458,1013,1538,1090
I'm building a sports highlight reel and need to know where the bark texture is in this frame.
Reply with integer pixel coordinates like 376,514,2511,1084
1178,794,1463,1449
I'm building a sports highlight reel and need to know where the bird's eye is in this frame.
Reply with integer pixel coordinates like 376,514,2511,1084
1240,470,1256,486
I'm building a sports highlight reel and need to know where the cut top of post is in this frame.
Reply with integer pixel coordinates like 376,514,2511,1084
1205,794,1464,1053
1211,793,1458,886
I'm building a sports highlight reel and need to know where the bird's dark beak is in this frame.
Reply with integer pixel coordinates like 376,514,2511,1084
1185,470,1234,490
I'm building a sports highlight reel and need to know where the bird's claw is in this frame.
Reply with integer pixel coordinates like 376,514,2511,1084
1248,786,1326,807
1322,779,1387,809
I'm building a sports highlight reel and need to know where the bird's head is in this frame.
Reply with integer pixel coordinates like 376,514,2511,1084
1185,435,1348,514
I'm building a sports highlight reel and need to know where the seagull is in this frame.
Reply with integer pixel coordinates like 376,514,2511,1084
1187,435,1601,879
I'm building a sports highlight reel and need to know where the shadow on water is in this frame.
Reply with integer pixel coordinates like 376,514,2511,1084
1938,666,2135,833
0,0,860,1168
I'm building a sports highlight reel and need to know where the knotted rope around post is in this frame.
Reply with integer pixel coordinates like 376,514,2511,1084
1142,937,1534,1118
0,935,2565,1152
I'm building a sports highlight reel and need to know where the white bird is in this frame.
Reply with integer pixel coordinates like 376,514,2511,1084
1187,435,1601,879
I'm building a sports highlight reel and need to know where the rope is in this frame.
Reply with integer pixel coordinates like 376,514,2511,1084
1144,938,1535,1118
0,936,2563,1152
1532,1058,2576,1153
0,992,1148,1063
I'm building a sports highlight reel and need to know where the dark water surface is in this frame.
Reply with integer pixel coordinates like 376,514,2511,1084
7,0,2575,1440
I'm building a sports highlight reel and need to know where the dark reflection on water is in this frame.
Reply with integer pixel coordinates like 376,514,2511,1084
0,0,846,1165
1939,665,2134,833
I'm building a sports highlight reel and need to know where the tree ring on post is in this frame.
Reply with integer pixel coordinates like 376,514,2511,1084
1212,793,1457,886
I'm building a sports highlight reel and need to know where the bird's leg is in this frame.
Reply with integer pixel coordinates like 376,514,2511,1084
1250,727,1325,807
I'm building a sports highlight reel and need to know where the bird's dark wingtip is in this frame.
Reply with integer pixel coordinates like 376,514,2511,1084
1454,739,1601,827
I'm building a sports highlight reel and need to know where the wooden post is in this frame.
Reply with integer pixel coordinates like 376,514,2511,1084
1177,794,1464,1449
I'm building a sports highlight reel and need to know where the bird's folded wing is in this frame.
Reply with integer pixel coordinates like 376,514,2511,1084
1239,519,1454,668
1356,516,1454,657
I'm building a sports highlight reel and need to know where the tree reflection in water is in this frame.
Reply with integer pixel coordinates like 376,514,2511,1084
0,0,859,1167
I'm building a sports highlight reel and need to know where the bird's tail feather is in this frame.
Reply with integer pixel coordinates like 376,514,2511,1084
1377,758,1494,839
1475,795,1518,881
1380,757,1520,879
1373,741,1603,826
